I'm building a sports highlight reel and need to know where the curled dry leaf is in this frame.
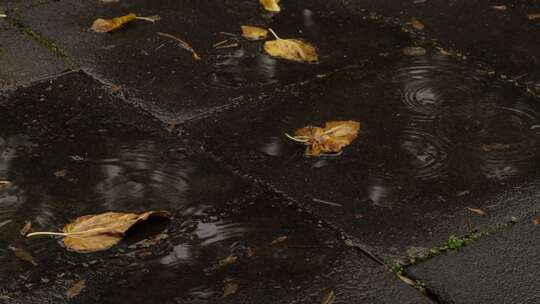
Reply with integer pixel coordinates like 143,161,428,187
264,29,318,63
241,26,268,41
410,17,425,30
20,221,32,236
91,13,159,33
467,207,487,216
260,0,280,12
287,121,361,156
27,211,170,253
321,290,336,304
157,32,201,60
67,280,86,299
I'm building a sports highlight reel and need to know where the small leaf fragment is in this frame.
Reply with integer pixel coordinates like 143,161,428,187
20,221,32,236
222,282,239,298
410,17,425,30
528,13,540,20
287,121,361,156
67,280,86,299
241,26,268,41
54,169,67,177
321,290,336,304
466,207,487,216
491,5,508,11
91,13,137,33
403,46,427,56
27,211,170,253
532,219,539,225
397,274,416,286
9,245,38,266
270,235,288,245
0,180,12,189
264,29,318,63
219,255,238,267
260,0,280,12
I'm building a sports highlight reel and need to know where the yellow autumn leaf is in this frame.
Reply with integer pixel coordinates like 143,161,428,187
260,0,280,12
27,211,170,253
286,121,361,156
91,13,160,33
264,29,318,63
241,26,268,41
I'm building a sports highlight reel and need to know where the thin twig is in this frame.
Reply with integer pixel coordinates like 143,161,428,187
156,32,201,60
213,39,230,48
135,15,160,23
215,43,239,49
268,28,280,40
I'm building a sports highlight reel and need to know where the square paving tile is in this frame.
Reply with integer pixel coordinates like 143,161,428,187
185,50,540,260
8,0,411,121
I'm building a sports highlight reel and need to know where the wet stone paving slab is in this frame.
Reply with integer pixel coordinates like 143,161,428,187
6,0,411,122
0,72,429,303
185,48,540,260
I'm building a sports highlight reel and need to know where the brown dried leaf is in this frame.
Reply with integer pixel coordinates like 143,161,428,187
9,245,38,266
467,207,487,216
219,255,238,267
27,211,170,253
241,26,268,41
321,290,336,304
528,13,540,20
288,120,361,156
533,219,539,225
67,280,86,299
166,121,177,133
20,221,32,236
264,29,318,63
270,235,288,245
397,274,416,286
260,0,280,12
157,32,201,60
410,17,425,30
91,13,137,33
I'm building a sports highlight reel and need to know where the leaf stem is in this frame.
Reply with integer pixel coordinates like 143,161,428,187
285,133,309,143
135,15,160,23
27,227,113,238
268,28,281,40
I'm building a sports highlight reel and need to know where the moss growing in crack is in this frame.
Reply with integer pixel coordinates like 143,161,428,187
4,16,75,66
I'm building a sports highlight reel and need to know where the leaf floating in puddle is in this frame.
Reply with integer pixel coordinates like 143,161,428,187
91,13,159,33
403,47,427,56
321,290,336,304
20,221,32,236
528,13,540,20
260,0,280,12
157,32,201,60
270,235,288,245
466,207,487,216
27,211,171,253
67,279,86,299
286,121,361,157
54,169,67,177
241,26,268,41
9,245,38,266
410,17,425,30
264,29,319,63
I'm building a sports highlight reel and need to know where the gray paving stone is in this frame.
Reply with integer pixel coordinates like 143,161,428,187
409,215,540,304
0,19,68,89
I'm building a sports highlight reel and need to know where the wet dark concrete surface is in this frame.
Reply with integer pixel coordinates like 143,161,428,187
330,0,540,95
5,0,411,122
408,214,540,304
185,50,540,259
0,71,430,303
0,20,68,89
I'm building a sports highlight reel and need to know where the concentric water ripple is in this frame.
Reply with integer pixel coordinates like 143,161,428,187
398,130,449,180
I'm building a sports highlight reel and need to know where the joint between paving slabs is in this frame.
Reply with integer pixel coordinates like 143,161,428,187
344,6,540,100
4,15,76,67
